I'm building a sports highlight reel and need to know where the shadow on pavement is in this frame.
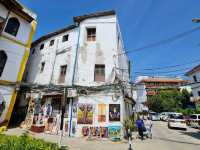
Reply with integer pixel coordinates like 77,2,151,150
179,131,200,140
154,137,200,146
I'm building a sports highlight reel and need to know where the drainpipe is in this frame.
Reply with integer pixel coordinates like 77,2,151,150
71,24,81,86
49,39,59,85
69,24,81,136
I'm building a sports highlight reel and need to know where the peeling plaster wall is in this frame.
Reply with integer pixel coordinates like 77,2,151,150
74,15,118,86
27,29,78,85
27,15,130,87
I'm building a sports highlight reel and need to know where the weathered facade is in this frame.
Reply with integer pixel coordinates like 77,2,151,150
0,0,37,130
186,64,200,104
23,11,134,138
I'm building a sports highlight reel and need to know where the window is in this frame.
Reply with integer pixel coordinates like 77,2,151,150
4,17,20,36
49,40,54,46
40,44,44,50
198,91,200,97
0,51,7,77
94,64,105,82
62,34,69,42
193,75,197,82
32,48,35,54
87,28,96,41
190,115,197,119
40,62,45,73
59,65,67,83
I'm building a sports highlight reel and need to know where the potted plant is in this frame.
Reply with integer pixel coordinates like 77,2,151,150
123,117,135,139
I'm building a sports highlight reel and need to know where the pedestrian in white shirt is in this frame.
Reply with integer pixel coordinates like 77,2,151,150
144,117,153,139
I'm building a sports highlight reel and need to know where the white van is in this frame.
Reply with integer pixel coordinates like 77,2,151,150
190,114,200,128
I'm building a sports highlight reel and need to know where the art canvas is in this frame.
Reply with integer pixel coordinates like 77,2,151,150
109,104,120,121
108,126,121,139
98,104,106,122
77,104,93,124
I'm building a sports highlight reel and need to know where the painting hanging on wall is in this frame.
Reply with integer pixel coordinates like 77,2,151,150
109,104,120,121
98,104,106,122
77,104,93,124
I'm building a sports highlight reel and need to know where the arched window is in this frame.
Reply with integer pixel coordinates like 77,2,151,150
0,51,7,77
4,17,20,36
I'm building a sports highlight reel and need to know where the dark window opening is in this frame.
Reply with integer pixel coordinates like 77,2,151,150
0,51,7,77
193,75,197,82
40,44,44,50
94,64,105,82
59,65,67,83
198,91,200,97
62,34,69,42
40,62,45,73
4,17,20,36
49,40,54,46
87,28,96,41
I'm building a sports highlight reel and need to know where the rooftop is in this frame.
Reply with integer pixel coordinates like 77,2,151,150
73,10,116,23
185,64,200,76
32,10,116,47
138,76,187,83
1,0,37,22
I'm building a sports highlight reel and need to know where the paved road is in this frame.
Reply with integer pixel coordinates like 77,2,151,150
4,122,200,150
62,121,200,150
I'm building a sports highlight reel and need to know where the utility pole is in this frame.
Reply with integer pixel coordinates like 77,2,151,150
58,87,67,148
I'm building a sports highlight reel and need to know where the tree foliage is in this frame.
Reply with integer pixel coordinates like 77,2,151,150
147,89,195,114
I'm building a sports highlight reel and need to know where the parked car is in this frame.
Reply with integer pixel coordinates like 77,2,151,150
190,114,200,129
149,112,160,121
168,113,187,130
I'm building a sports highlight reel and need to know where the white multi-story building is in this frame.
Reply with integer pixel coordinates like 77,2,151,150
186,64,200,105
0,0,37,130
24,11,134,137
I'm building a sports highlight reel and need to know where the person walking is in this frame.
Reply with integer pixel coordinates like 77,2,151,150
144,117,153,139
136,116,144,140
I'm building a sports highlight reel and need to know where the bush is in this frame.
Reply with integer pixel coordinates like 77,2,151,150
0,134,67,150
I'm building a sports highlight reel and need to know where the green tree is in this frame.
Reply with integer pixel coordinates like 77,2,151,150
148,89,189,113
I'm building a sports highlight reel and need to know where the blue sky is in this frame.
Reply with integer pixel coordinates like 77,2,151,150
20,0,200,80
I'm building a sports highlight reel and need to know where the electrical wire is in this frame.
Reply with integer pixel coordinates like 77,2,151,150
135,66,192,74
136,58,200,71
119,26,200,55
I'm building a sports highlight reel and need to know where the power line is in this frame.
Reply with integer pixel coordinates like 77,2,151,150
120,26,200,55
135,66,192,74
136,58,200,71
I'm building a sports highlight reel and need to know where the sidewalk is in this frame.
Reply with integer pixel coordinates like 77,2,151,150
4,127,141,150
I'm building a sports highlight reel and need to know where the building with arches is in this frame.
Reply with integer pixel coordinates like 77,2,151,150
0,0,37,130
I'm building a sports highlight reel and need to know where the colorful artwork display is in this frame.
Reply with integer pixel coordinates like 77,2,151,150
108,126,121,139
109,104,120,121
82,126,108,138
98,104,106,122
77,104,93,124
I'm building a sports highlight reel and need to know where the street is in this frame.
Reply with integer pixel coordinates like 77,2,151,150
64,121,200,150
5,121,200,150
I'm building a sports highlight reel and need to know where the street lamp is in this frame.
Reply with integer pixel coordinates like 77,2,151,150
192,18,200,23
